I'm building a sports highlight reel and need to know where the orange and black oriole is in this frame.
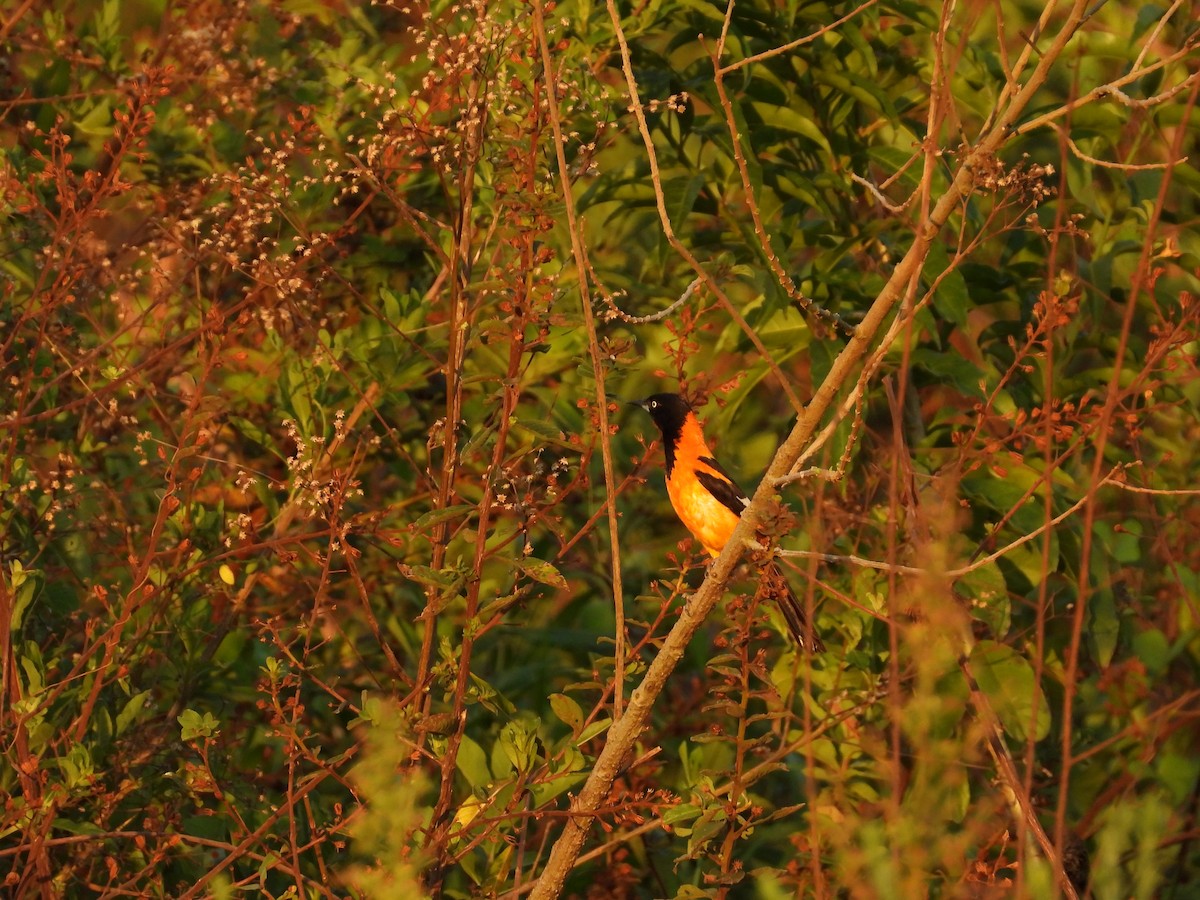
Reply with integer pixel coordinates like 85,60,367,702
635,393,824,652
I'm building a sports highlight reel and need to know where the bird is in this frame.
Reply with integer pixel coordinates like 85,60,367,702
633,392,824,652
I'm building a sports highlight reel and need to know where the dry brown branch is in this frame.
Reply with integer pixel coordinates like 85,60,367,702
1064,129,1188,170
1016,49,1200,137
597,274,704,324
960,655,1079,900
532,0,629,718
851,171,916,213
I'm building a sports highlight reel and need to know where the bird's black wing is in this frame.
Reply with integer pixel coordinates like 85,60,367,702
694,455,750,518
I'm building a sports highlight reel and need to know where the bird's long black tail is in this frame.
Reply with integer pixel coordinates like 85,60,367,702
764,563,824,653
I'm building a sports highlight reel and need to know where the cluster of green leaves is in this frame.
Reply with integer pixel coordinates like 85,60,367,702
1,0,1198,897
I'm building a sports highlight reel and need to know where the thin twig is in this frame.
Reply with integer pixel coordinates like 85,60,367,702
851,172,915,213
719,0,880,74
778,468,1120,578
1063,129,1187,171
532,0,629,719
707,32,854,335
598,276,703,324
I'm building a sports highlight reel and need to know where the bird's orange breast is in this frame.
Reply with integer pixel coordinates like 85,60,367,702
666,468,741,556
664,414,742,556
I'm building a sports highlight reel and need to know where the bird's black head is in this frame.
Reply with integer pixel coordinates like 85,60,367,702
636,393,693,435
634,393,693,472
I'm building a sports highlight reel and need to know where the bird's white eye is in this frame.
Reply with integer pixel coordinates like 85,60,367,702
649,400,657,409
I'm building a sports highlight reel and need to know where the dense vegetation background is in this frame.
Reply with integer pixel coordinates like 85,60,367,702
2,0,1199,896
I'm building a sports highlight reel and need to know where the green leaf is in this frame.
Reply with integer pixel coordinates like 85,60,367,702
18,643,45,698
926,242,971,327
399,564,461,590
529,771,587,808
58,744,95,789
662,803,701,827
675,880,719,899
178,709,220,741
1088,586,1120,668
279,361,313,434
499,720,540,774
748,103,832,155
8,562,38,633
549,693,583,734
910,348,985,399
74,98,113,138
578,717,612,743
661,174,705,227
454,735,491,790
1132,629,1170,677
116,691,152,737
956,560,1010,637
969,641,1050,743
1156,745,1200,805
515,417,569,444
810,68,897,119
410,504,475,532
517,557,568,591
